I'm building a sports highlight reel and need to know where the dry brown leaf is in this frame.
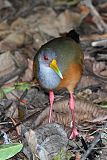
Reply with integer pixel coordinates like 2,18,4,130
33,32,46,49
93,90,107,103
58,4,89,33
93,61,106,76
33,98,107,129
10,17,28,31
0,51,27,85
77,89,92,100
58,6,89,33
77,75,99,89
81,33,107,41
0,31,25,51
0,21,10,31
54,0,80,6
5,100,18,118
21,59,33,82
0,51,16,77
36,13,59,37
24,129,38,156
100,70,107,77
84,58,94,73
0,31,32,51
58,10,77,32
25,7,59,37
0,30,12,40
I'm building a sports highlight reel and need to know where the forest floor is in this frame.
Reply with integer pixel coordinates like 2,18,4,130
0,0,107,160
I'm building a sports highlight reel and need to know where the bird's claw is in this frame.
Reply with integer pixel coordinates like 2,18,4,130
69,128,79,139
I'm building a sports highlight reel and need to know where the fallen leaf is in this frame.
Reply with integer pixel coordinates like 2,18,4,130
21,59,33,82
0,143,23,160
33,98,107,129
0,31,32,51
58,4,89,33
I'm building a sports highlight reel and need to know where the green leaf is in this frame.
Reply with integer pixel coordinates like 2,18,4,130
0,89,5,99
100,101,107,109
0,143,23,160
2,86,15,94
15,82,31,91
0,86,15,99
53,148,72,160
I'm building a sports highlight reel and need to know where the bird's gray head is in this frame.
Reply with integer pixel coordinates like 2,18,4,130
36,48,63,90
38,49,56,67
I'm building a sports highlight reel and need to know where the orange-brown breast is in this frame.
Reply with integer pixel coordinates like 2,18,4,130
57,63,83,92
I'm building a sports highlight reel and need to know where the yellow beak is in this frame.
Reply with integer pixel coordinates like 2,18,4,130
50,59,63,79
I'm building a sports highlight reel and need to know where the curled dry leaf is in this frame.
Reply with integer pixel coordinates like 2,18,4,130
93,61,106,77
33,98,107,129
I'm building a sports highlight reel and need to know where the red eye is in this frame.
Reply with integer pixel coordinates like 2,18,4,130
44,55,49,60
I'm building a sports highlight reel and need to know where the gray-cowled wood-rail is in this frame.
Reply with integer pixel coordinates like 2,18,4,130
33,30,84,139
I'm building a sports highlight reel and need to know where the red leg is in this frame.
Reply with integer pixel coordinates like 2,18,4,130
48,90,54,123
69,93,79,139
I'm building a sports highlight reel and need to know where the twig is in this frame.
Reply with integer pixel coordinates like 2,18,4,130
81,0,107,32
81,122,107,160
92,39,107,47
81,33,107,41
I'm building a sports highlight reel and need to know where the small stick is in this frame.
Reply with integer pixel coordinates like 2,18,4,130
81,122,107,160
92,39,107,47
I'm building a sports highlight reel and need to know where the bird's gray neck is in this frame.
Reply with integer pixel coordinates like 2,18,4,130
38,64,61,90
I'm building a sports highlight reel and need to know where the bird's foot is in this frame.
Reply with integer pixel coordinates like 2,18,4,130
69,127,79,139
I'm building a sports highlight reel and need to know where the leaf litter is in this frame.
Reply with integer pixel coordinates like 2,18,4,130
0,0,107,159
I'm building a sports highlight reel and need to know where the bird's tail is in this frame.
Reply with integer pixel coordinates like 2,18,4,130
66,29,80,43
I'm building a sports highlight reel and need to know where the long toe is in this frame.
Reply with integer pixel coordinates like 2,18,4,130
69,127,79,139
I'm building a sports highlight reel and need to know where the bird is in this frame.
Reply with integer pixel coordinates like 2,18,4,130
33,29,84,139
